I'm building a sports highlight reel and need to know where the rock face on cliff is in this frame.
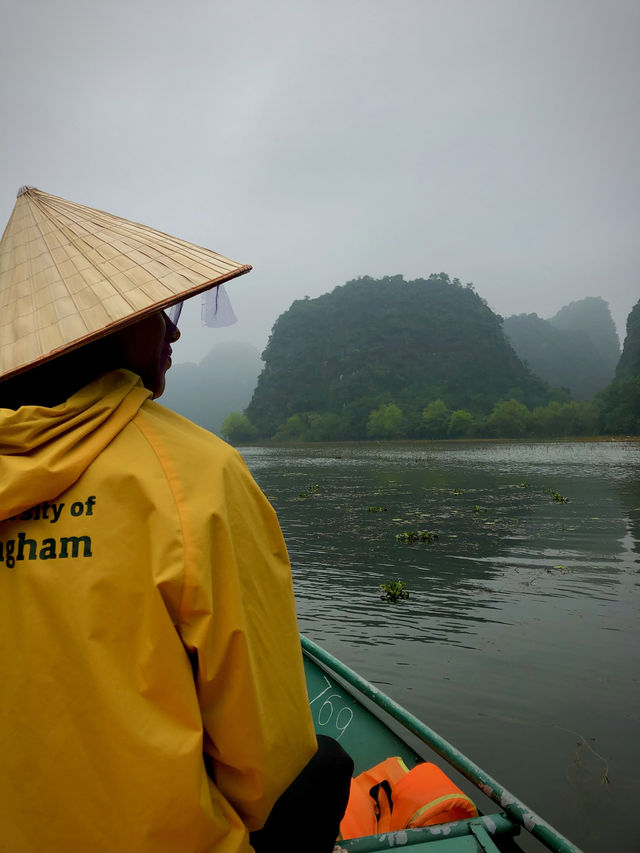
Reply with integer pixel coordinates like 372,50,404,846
597,299,640,435
615,299,640,381
246,274,555,439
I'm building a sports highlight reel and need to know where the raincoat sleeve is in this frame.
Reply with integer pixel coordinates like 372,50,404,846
177,444,317,831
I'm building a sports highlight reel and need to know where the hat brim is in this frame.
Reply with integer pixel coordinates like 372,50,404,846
0,187,252,381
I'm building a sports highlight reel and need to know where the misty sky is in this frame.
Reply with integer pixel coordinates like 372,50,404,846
1,0,638,365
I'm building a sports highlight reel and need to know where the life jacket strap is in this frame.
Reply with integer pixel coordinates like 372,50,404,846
368,780,393,820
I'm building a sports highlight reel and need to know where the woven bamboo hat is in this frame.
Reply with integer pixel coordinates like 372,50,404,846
0,186,252,382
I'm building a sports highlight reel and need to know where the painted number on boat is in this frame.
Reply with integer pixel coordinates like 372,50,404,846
309,676,354,740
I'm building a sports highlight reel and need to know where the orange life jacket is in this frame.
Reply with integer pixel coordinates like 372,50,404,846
340,756,478,840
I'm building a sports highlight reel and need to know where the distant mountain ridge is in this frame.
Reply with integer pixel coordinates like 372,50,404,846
549,297,620,365
162,341,261,434
503,297,620,399
161,281,637,441
246,274,559,439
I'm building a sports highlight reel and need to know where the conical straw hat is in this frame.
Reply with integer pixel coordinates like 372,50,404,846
0,186,252,381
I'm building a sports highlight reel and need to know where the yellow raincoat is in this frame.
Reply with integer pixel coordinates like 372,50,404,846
0,369,317,852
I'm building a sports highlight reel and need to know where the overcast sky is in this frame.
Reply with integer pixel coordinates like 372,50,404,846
1,0,638,364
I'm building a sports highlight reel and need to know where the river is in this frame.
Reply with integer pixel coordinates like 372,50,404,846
239,440,639,853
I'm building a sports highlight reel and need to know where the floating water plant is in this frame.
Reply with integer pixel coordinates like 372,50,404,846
396,531,418,543
559,726,610,786
551,491,569,503
420,530,439,543
546,564,572,574
395,530,439,543
368,506,387,513
299,484,320,499
452,488,466,495
473,505,487,514
380,579,410,602
519,482,529,488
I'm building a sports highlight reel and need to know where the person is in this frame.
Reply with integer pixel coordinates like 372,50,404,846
0,187,352,852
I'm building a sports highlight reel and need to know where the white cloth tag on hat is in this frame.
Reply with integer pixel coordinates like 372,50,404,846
202,285,237,328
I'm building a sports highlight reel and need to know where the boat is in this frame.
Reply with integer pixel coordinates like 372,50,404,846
302,635,583,853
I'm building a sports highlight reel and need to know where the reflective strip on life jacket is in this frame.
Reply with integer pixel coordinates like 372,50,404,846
391,761,478,830
401,791,478,828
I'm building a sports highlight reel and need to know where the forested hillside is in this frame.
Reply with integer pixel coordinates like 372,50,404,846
503,298,619,399
615,299,640,380
245,274,562,440
598,299,640,434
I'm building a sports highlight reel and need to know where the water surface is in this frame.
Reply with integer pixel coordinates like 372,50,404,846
241,440,640,853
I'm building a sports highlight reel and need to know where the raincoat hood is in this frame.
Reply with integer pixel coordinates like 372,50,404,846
0,369,151,520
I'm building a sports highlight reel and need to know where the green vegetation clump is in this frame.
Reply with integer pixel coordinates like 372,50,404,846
421,530,439,542
396,531,419,543
614,300,640,382
380,579,410,602
395,530,438,543
220,412,257,444
422,399,451,438
598,376,640,435
551,491,569,503
251,396,605,442
367,403,404,439
368,506,387,513
597,300,640,434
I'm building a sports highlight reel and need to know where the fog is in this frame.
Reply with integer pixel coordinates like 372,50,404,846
1,0,638,365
